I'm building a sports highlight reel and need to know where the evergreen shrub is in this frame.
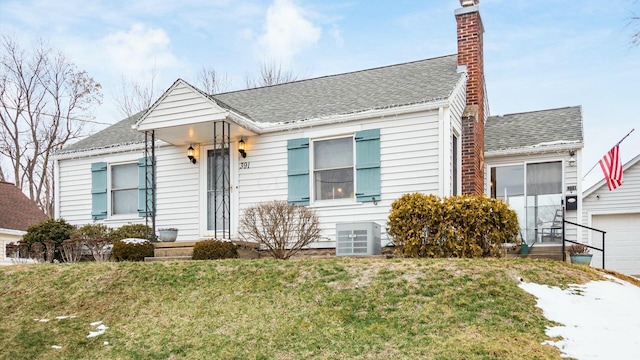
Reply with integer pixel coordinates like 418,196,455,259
192,240,238,260
388,194,519,258
111,239,154,261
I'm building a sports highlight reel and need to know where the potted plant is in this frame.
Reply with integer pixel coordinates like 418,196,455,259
568,244,592,265
157,228,178,242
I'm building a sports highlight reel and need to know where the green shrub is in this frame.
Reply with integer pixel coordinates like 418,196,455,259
23,218,75,261
192,240,238,260
388,194,519,258
110,224,153,241
111,239,154,261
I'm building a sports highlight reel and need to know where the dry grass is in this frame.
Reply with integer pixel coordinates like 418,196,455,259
0,257,613,359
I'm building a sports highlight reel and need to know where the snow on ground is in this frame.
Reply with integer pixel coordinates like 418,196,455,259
519,274,640,360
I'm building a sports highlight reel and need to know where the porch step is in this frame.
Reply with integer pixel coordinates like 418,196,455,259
146,240,262,261
145,256,193,262
507,245,564,261
153,241,198,257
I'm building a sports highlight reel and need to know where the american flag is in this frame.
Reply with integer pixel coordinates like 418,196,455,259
598,145,623,191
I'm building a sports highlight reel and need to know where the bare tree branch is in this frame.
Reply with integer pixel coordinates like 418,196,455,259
195,66,230,94
113,67,160,118
0,34,102,215
245,61,300,89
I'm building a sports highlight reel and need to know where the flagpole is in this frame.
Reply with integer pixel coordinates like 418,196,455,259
582,128,635,179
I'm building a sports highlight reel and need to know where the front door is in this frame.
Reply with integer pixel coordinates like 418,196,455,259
202,122,237,239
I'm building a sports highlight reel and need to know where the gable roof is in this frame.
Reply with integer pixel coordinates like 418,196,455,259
485,106,583,154
59,55,462,154
583,153,640,198
0,182,48,231
212,55,461,124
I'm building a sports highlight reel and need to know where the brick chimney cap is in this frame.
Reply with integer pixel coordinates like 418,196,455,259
460,0,479,6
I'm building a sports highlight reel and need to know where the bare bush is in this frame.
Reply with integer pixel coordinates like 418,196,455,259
5,242,19,258
239,200,320,259
29,242,45,262
61,238,83,263
43,240,56,262
84,238,112,262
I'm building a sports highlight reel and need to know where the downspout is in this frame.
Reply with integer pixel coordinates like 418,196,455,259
438,106,445,197
53,158,60,219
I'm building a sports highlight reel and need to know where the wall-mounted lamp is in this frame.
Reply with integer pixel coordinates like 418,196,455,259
187,145,196,164
568,150,576,167
238,138,247,158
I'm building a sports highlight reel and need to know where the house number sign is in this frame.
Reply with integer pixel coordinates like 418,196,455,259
239,162,250,169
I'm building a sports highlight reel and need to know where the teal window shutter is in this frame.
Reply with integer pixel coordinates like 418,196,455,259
287,138,310,205
355,129,381,203
91,162,108,220
138,157,154,217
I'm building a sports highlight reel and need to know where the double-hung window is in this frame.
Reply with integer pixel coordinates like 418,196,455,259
313,137,354,201
287,129,380,206
92,158,152,220
111,163,138,215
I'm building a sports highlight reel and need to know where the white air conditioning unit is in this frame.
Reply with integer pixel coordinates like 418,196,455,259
336,222,381,256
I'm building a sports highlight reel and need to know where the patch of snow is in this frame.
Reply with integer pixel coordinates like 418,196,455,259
519,275,640,359
37,319,50,322
531,140,581,147
103,341,109,346
56,316,69,320
51,345,62,349
87,330,105,338
87,321,109,338
121,238,148,245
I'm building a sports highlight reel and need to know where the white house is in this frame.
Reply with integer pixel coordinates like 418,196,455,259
582,154,640,276
53,1,584,251
484,107,584,248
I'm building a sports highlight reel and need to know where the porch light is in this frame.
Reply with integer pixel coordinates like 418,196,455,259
187,145,196,164
568,151,576,167
238,138,247,158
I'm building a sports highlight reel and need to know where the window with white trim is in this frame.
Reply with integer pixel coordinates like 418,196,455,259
313,136,354,201
110,163,138,215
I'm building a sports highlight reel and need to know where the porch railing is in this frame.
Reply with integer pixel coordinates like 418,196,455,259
562,215,606,269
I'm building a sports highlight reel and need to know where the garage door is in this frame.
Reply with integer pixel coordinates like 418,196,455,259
592,213,640,276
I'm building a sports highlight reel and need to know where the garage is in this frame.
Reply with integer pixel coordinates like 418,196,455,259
591,213,640,276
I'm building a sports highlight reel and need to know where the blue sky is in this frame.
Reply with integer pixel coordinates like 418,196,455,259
1,0,638,188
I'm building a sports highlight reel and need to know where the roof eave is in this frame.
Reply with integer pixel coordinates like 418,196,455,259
485,141,584,158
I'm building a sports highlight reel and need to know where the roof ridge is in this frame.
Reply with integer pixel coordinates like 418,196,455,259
214,54,458,96
489,105,581,119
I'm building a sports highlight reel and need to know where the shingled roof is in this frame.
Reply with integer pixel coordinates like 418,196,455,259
59,55,462,154
0,182,48,231
485,106,583,153
213,55,461,124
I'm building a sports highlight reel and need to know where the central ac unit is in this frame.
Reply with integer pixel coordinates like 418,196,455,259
336,222,381,256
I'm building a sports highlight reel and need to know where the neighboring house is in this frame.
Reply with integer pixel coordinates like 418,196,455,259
582,154,640,276
0,181,49,262
484,107,584,246
53,1,583,249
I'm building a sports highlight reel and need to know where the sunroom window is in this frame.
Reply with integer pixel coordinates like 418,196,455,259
490,161,562,244
313,137,354,201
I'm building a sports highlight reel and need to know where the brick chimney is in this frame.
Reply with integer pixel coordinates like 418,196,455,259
456,0,485,196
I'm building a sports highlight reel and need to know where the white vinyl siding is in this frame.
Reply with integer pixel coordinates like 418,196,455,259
57,144,200,241
582,158,640,241
237,109,443,246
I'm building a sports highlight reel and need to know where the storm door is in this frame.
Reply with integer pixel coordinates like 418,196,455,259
206,122,232,239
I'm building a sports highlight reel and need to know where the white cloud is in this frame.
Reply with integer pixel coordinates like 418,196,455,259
257,0,322,64
102,24,182,80
330,24,344,47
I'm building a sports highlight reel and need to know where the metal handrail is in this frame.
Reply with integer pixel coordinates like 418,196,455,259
562,213,606,269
